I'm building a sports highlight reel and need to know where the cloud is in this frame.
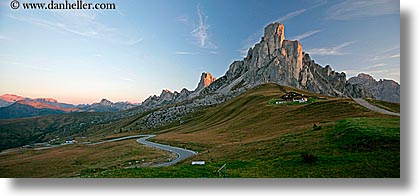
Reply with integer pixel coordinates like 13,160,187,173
366,46,400,61
7,11,142,46
327,0,399,20
191,6,217,49
25,65,53,72
177,15,189,24
307,41,356,56
364,63,387,70
175,51,217,55
291,30,322,41
277,9,307,22
175,51,198,55
276,0,327,23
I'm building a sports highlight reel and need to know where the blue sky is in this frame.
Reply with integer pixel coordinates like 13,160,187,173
0,0,400,104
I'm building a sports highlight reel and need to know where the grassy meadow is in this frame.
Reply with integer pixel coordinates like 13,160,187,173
0,84,400,178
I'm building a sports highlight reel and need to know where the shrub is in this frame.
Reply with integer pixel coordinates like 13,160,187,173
301,153,317,164
313,124,322,131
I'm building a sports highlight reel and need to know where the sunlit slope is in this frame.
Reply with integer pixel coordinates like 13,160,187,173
154,83,386,146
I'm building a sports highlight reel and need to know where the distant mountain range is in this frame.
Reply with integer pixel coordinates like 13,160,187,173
0,94,139,119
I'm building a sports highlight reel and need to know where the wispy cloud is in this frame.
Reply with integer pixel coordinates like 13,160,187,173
175,51,217,55
176,15,189,24
365,46,400,62
291,30,322,41
307,41,356,56
389,54,400,58
7,11,142,46
364,63,387,70
277,9,307,22
175,51,198,55
327,0,399,20
25,65,53,72
276,0,327,23
191,6,217,49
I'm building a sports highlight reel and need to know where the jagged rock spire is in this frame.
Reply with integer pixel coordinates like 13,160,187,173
194,72,217,92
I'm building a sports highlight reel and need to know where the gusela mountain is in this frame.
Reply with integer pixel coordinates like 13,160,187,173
141,22,398,110
200,22,375,99
0,94,138,119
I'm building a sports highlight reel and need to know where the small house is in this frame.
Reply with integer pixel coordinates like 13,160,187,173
278,92,308,103
192,161,206,165
65,137,76,144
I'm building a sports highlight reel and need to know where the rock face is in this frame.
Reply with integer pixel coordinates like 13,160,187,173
141,72,217,110
348,73,400,103
79,99,139,112
202,22,372,99
132,22,387,130
194,72,217,92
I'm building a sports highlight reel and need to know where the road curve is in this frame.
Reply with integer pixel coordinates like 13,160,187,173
353,98,400,116
136,135,198,167
90,134,197,167
2,135,198,165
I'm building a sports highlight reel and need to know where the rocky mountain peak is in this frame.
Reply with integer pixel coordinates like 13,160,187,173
348,73,400,103
0,94,25,103
356,73,376,81
99,98,113,106
33,98,58,103
263,22,285,50
159,89,175,101
194,72,217,92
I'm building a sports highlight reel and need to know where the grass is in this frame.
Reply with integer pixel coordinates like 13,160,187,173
365,99,400,113
81,117,399,178
79,84,400,178
0,83,400,178
0,139,173,177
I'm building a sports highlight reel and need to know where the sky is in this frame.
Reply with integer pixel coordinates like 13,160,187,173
0,0,400,104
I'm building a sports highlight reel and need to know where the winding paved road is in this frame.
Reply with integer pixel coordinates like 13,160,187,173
1,135,197,167
353,98,400,116
91,134,197,167
136,135,198,167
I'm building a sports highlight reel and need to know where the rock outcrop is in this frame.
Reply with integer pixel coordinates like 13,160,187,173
194,72,217,92
141,72,217,110
201,22,371,99
348,73,400,103
128,23,395,130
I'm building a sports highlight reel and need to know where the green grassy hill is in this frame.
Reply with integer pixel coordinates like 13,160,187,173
81,83,400,178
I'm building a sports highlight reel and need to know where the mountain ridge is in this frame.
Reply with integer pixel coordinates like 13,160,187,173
0,95,139,119
348,73,400,103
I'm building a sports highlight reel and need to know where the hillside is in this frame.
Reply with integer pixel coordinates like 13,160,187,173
0,102,66,120
0,84,399,177
93,83,399,177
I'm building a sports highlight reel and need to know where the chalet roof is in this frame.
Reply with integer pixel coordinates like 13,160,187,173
281,92,307,100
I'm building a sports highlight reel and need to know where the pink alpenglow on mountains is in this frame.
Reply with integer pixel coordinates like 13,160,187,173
195,72,217,92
